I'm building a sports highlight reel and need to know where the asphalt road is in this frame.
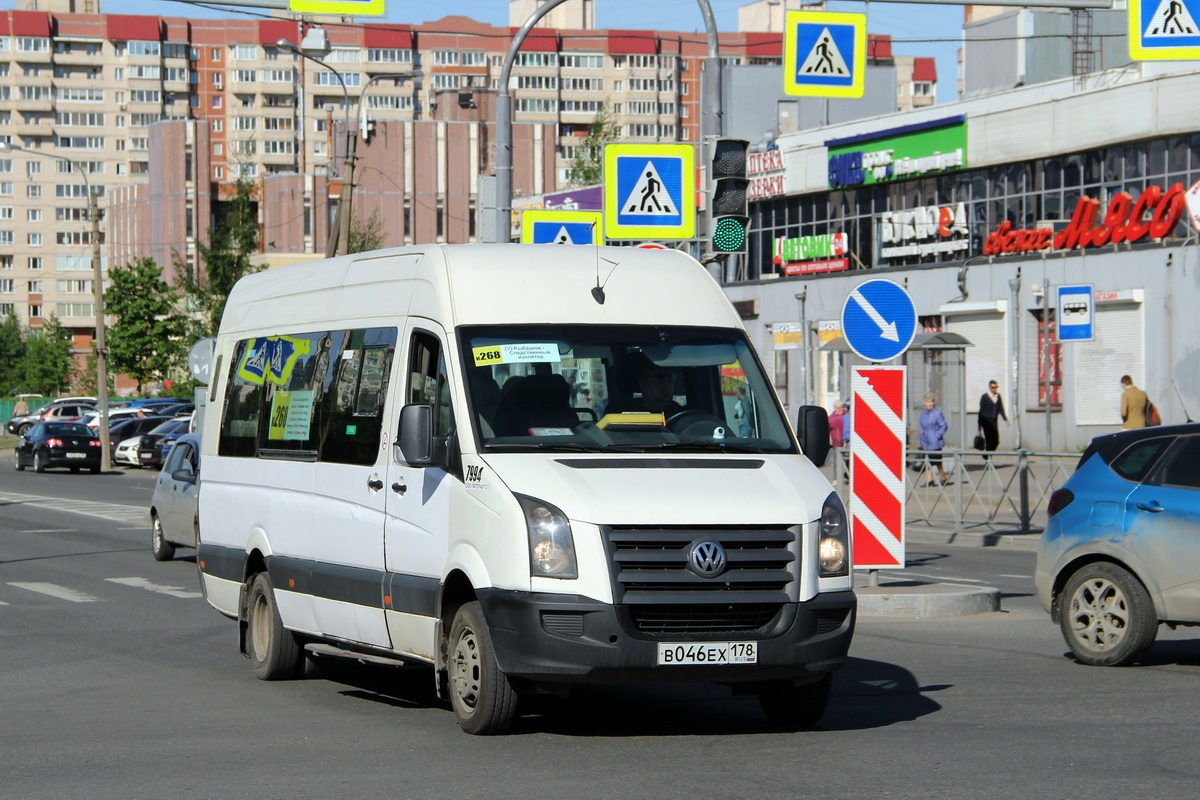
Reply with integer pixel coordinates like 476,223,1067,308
2,461,1198,799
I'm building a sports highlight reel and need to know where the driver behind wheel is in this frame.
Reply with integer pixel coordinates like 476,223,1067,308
636,361,683,416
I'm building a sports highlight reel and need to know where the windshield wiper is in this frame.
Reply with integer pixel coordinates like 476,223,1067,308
485,441,607,452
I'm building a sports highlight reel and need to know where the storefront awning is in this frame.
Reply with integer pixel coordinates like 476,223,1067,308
819,331,973,352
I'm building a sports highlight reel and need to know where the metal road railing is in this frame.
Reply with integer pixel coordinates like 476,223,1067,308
830,447,1081,534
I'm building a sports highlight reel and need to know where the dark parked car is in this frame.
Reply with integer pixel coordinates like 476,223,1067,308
7,400,97,437
1036,423,1200,666
150,433,201,561
15,421,102,473
107,415,172,455
137,418,190,470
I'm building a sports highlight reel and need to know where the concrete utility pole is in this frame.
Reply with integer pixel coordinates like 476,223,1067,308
493,0,723,243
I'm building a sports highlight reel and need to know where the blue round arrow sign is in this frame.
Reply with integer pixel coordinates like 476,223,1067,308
840,278,918,362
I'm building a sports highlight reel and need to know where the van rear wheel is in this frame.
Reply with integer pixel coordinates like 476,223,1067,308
247,572,303,680
758,673,832,728
447,601,518,735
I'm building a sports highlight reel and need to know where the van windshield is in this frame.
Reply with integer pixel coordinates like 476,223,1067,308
460,325,796,454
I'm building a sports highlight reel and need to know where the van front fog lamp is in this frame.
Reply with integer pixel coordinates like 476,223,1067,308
517,495,577,579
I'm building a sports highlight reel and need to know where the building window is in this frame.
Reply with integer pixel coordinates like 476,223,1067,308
28,233,42,247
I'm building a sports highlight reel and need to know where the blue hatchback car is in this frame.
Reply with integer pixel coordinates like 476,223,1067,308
1036,424,1200,666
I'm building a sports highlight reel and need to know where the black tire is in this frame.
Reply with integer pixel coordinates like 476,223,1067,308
1060,563,1157,666
151,514,176,562
14,451,24,471
758,673,833,728
89,465,100,474
17,423,31,437
246,572,303,680
33,451,45,473
447,601,518,735
69,466,80,473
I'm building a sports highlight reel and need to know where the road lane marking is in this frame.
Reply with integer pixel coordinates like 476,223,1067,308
9,582,100,602
107,577,202,599
22,529,79,534
0,491,146,526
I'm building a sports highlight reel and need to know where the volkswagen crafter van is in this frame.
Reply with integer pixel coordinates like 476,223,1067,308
197,244,855,735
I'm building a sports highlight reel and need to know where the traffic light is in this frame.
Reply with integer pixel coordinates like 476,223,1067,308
707,137,750,257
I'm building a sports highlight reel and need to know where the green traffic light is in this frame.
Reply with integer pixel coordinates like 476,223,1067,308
713,217,747,252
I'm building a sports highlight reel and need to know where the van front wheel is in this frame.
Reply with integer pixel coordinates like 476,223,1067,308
447,601,518,735
247,572,302,681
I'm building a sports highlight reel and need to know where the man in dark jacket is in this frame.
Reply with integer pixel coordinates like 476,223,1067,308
978,380,1009,455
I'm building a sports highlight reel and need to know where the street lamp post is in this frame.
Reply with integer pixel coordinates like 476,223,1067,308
278,39,353,258
1,142,110,471
348,71,422,249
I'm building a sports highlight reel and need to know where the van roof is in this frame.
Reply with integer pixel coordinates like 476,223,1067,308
219,244,742,336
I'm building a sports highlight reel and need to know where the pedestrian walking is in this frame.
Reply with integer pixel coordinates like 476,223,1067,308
977,379,1009,456
1119,375,1149,429
828,401,847,448
919,393,948,486
733,386,754,438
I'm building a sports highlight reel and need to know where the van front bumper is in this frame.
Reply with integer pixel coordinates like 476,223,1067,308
477,588,856,685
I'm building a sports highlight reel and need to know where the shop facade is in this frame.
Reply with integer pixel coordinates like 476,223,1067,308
726,65,1200,452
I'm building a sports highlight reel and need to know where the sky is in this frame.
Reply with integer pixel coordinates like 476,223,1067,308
43,0,967,101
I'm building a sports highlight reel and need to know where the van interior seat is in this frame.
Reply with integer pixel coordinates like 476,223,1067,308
492,373,578,435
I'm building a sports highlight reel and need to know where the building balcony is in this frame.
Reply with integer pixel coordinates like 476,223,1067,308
12,116,54,135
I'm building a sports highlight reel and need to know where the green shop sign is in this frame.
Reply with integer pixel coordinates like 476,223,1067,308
827,116,967,188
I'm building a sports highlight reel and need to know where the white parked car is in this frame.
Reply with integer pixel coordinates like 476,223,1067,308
82,407,144,430
113,435,144,467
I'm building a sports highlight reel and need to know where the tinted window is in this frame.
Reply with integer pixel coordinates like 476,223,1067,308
1111,437,1173,482
218,327,397,465
1159,437,1200,489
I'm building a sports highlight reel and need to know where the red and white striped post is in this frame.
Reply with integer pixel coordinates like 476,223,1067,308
849,366,907,571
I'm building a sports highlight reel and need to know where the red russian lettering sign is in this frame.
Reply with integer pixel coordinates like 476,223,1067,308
984,183,1186,256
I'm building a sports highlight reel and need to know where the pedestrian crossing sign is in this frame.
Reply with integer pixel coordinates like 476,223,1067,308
520,209,604,245
603,143,695,240
1129,0,1200,59
783,10,866,98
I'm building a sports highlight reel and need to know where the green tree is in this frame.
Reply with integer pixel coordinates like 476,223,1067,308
105,257,188,394
22,316,75,396
569,102,620,188
184,173,260,336
0,311,27,394
349,208,387,253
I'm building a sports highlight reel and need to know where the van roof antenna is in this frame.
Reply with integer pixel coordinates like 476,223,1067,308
591,228,617,304
1171,378,1193,422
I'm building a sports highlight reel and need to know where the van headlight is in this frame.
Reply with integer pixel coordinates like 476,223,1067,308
517,495,577,580
818,492,850,577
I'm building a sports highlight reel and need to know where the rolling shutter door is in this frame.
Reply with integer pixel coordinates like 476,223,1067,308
946,313,1007,422
1074,304,1143,426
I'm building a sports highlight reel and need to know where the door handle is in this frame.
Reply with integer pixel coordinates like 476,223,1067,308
391,482,407,495
1135,501,1165,512
367,477,384,491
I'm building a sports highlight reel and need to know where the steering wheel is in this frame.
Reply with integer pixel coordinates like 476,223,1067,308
666,410,730,439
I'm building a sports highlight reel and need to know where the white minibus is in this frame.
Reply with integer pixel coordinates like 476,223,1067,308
197,244,855,734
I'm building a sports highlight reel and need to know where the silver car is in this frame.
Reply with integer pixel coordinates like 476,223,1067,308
149,432,200,561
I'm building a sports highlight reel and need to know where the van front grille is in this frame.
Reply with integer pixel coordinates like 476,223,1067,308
603,525,800,636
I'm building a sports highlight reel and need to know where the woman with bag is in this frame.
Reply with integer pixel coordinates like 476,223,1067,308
919,394,949,486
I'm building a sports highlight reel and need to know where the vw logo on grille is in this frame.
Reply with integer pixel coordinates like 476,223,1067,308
688,540,727,578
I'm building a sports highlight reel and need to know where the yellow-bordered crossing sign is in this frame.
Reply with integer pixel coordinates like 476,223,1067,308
603,143,695,240
1129,0,1200,59
520,209,604,244
783,10,866,98
290,0,385,16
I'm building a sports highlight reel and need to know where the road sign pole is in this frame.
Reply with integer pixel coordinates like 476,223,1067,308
1044,277,1052,451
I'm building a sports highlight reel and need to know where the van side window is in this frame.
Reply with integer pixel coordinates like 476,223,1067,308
218,338,265,458
322,327,397,466
260,331,332,458
218,327,396,465
408,331,454,437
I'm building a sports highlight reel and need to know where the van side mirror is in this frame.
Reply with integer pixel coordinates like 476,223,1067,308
397,403,433,466
796,405,831,467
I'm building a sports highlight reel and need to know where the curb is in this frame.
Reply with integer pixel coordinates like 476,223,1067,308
856,583,1002,618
